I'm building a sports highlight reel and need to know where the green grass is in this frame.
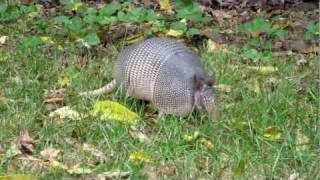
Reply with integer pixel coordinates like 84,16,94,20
1,21,319,180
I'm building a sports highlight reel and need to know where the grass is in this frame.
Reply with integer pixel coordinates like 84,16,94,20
0,18,319,180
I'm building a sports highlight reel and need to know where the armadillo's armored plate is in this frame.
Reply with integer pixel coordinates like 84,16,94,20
114,37,206,116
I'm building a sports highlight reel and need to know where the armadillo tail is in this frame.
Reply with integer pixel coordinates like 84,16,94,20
79,79,117,97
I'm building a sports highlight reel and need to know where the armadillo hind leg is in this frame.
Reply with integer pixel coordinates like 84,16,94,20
79,79,117,97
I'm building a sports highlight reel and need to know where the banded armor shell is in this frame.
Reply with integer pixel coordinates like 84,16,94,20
115,37,207,116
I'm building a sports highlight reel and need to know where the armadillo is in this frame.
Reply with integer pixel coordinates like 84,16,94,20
80,37,217,118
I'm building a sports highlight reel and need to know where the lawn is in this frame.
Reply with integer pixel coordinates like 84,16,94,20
0,1,319,180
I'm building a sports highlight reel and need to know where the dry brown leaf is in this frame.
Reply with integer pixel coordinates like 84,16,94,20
19,131,36,154
49,106,81,121
43,89,66,110
85,170,130,180
159,162,177,177
17,155,48,170
82,143,107,164
200,138,214,149
143,165,159,180
296,129,310,152
40,147,61,161
129,126,150,143
301,46,320,54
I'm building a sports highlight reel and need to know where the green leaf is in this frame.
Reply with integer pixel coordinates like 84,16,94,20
240,16,272,35
19,36,44,49
100,2,121,16
273,29,287,41
54,16,71,25
97,16,117,25
170,22,187,31
0,3,7,14
83,33,100,46
243,48,259,59
186,28,200,36
175,2,209,23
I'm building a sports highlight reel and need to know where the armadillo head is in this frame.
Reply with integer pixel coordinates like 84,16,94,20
193,74,218,119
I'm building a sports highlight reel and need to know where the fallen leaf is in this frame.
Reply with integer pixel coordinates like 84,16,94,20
43,89,65,106
82,143,107,163
17,155,47,170
125,34,145,45
295,129,310,152
85,170,130,180
159,163,177,177
143,165,159,180
129,126,150,143
214,84,231,93
40,36,54,44
159,0,172,12
0,36,8,46
301,46,320,54
50,160,68,171
67,166,92,175
166,29,184,37
91,100,140,125
3,144,22,160
57,75,71,88
19,131,36,154
288,171,299,180
0,174,37,180
207,39,216,52
183,131,200,142
263,126,282,141
247,66,278,75
129,151,151,165
200,138,214,149
49,106,81,121
40,147,61,161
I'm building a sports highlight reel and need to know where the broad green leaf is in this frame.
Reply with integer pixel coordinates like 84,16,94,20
83,33,100,46
54,16,71,25
263,126,282,141
243,48,259,59
91,100,140,124
240,17,272,35
273,29,287,41
97,16,117,25
100,2,121,16
186,28,200,36
0,3,7,14
19,36,44,49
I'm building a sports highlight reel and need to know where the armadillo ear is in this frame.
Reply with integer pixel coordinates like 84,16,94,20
193,75,205,91
206,73,215,87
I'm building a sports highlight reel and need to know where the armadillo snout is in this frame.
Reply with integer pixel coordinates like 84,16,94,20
199,88,218,119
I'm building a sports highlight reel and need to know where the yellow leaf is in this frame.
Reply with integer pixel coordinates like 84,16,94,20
214,84,231,93
247,66,278,75
40,36,54,44
72,2,83,11
200,138,214,149
0,174,37,180
50,160,68,170
159,0,172,12
129,151,151,165
207,39,216,52
263,126,282,141
57,75,71,87
91,100,140,125
166,29,184,37
183,131,200,142
125,34,144,45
